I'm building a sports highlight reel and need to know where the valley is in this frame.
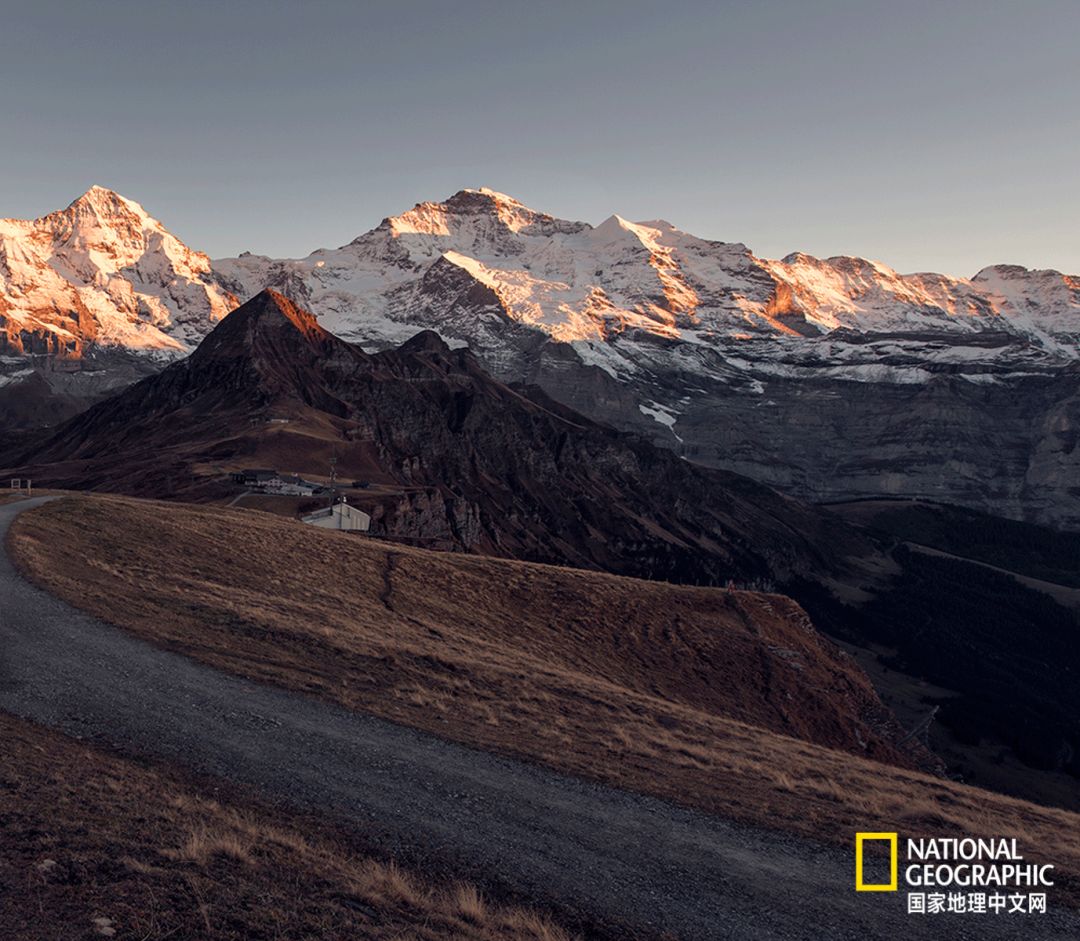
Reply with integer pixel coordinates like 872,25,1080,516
4,6,1077,938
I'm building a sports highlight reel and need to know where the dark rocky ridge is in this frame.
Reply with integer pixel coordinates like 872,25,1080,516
10,290,871,588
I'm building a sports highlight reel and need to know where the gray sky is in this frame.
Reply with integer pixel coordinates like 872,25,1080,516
1,0,1076,276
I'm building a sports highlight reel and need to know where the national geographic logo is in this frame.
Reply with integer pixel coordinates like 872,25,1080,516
855,832,898,892
855,833,1055,916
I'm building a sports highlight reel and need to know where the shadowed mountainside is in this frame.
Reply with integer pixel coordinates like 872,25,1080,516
9,289,873,588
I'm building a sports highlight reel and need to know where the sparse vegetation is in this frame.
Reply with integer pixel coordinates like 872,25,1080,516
9,494,919,788
0,713,581,941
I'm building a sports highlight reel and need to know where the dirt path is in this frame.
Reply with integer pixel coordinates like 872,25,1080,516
1,498,1076,940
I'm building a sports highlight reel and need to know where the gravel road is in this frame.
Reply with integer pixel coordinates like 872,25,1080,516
2,497,1077,940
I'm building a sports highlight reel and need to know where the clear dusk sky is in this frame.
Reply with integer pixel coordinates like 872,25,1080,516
1,0,1076,276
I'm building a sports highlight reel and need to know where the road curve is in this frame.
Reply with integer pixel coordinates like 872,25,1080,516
1,497,1076,940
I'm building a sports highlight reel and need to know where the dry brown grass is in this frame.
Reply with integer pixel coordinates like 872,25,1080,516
10,493,1080,898
175,823,256,865
452,883,490,922
8,494,913,761
0,713,580,940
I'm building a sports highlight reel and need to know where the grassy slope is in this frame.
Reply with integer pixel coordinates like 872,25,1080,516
10,495,915,772
10,494,1080,896
0,713,579,941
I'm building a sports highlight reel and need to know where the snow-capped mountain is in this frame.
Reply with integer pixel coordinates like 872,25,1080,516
0,186,236,430
0,186,234,358
3,186,1078,527
209,187,1080,528
214,187,1079,357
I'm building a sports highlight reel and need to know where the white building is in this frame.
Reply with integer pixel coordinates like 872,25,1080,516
300,500,371,532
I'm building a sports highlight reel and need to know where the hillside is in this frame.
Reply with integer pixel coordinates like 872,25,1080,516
11,493,1080,903
9,494,924,791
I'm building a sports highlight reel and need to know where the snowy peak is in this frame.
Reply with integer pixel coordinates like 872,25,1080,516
380,188,589,244
7,186,164,263
970,264,1080,335
34,185,207,274
440,187,541,230
589,214,649,244
972,263,1080,302
63,184,153,223
0,187,236,360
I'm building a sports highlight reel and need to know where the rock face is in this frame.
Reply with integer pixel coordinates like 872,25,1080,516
4,186,1078,526
13,290,873,588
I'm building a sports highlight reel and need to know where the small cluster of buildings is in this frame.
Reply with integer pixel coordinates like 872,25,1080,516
231,468,323,497
230,467,371,533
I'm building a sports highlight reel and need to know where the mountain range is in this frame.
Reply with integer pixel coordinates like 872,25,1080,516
3,186,1078,526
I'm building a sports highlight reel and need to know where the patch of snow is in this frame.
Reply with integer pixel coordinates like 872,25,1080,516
639,400,683,442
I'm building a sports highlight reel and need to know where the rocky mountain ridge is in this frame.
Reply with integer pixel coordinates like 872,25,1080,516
208,189,1080,530
0,186,234,358
215,187,1079,358
0,186,236,431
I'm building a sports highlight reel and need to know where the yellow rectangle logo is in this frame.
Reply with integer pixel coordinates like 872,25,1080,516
856,832,898,891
